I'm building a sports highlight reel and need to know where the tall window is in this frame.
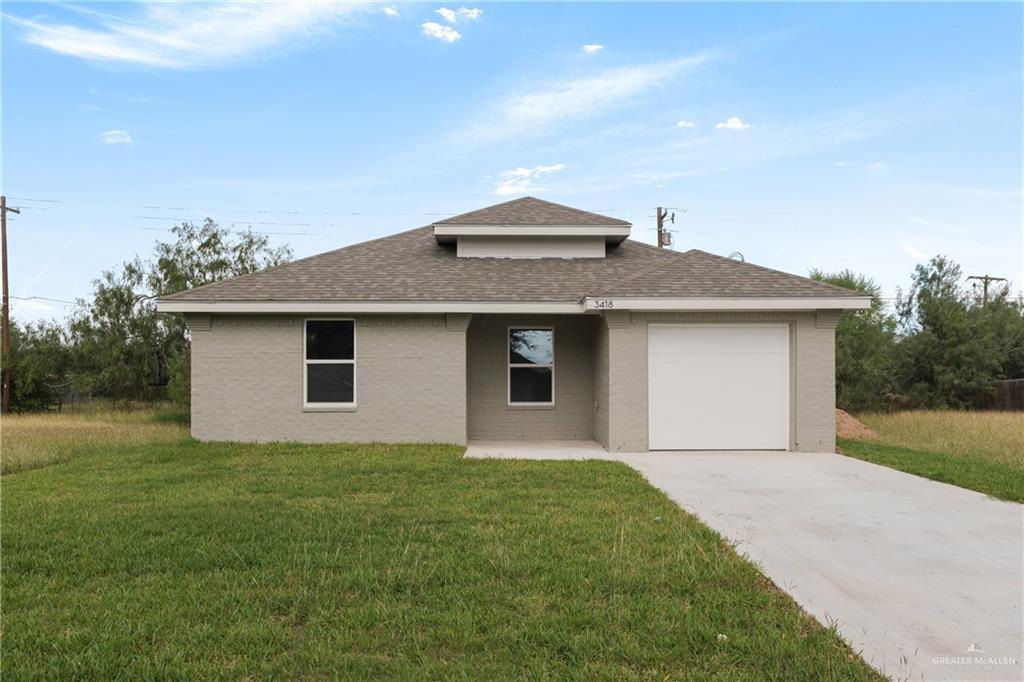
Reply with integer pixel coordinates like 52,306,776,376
305,320,355,406
508,328,554,405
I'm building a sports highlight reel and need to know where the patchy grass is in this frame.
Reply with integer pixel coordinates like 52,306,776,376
841,410,1024,502
857,410,1023,467
1,409,189,475
2,439,880,680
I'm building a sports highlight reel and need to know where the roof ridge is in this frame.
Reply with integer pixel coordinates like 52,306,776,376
161,225,433,300
434,196,629,226
686,248,863,297
591,240,689,296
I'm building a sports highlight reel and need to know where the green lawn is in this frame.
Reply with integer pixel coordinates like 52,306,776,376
839,410,1024,503
839,438,1024,503
2,439,879,680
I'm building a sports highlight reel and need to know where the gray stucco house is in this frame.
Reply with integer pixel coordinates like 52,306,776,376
158,197,869,452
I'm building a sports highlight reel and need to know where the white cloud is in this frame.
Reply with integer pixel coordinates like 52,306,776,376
421,21,461,42
383,6,399,17
5,2,370,69
436,7,482,23
493,164,565,196
715,116,750,130
582,44,603,54
100,129,133,145
676,120,695,128
464,52,711,141
832,160,853,167
901,242,930,261
869,161,886,172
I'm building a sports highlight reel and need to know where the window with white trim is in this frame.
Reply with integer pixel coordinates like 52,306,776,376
304,320,355,406
508,328,554,404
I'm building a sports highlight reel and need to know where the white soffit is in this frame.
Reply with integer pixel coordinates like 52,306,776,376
583,296,872,311
158,296,872,314
433,224,631,244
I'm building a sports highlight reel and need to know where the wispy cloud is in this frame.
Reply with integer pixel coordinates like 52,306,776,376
901,242,930,261
715,116,750,130
582,44,603,54
463,52,712,142
421,21,461,42
676,120,695,128
493,164,565,196
5,2,371,69
100,129,133,145
383,6,400,17
436,7,483,23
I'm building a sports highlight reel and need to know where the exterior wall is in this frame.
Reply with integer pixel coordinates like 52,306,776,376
592,320,610,447
456,235,606,258
467,314,597,440
602,310,837,453
187,313,468,444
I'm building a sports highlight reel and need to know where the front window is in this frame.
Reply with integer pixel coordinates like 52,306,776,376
508,328,554,405
305,320,355,406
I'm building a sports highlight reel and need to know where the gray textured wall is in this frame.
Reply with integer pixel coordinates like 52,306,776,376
186,310,837,452
187,314,468,443
466,315,597,441
592,320,610,447
601,310,837,453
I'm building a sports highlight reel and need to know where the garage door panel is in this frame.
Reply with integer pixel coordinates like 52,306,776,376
648,325,790,450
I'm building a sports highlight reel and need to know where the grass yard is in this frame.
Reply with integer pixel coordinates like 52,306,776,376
840,410,1024,503
0,408,189,475
2,427,880,679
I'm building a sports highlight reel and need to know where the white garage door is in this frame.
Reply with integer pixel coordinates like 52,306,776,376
648,324,790,450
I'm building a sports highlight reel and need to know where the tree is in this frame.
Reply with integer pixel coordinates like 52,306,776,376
974,285,1024,381
67,220,291,407
7,320,72,411
810,268,896,411
894,256,1002,407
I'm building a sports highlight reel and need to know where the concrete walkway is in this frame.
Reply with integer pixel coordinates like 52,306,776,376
467,444,1023,681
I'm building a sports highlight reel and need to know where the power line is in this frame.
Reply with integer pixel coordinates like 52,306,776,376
137,226,332,237
12,295,78,305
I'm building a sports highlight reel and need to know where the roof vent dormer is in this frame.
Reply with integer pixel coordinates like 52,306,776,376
432,197,631,258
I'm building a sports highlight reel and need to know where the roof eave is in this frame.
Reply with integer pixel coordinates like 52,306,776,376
432,224,631,244
158,295,872,315
582,296,873,311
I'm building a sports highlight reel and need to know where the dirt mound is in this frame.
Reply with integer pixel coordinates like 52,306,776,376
836,409,880,440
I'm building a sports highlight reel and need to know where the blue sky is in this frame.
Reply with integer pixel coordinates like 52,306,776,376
2,1,1021,321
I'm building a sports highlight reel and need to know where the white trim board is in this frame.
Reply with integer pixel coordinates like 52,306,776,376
158,296,871,315
583,296,871,311
158,300,585,314
433,225,631,237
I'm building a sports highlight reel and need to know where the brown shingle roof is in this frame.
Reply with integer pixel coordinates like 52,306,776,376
433,196,630,226
164,226,861,302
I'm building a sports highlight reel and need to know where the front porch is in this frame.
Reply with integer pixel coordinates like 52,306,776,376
466,314,605,444
464,439,615,460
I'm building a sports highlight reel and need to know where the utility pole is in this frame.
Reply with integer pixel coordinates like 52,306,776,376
967,274,1008,310
656,207,674,248
1,195,20,415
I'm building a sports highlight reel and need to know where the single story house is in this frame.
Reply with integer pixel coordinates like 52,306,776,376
158,197,869,452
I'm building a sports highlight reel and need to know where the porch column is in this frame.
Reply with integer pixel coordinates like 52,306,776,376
602,310,649,452
445,314,473,445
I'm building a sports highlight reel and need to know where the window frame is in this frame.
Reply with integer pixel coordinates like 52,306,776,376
303,318,357,408
507,326,555,406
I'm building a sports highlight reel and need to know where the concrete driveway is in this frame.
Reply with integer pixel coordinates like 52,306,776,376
619,451,1023,681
